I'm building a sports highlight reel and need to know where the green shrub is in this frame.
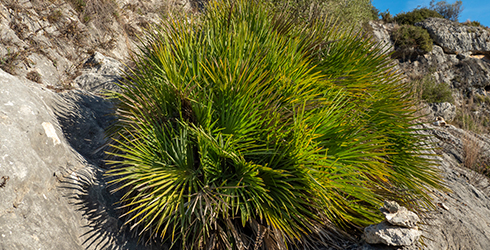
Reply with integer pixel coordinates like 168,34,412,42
380,10,394,22
391,24,433,58
413,74,454,103
394,8,443,25
429,0,463,22
106,0,445,248
463,20,484,28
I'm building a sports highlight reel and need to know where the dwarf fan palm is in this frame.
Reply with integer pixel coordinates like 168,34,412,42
105,0,445,249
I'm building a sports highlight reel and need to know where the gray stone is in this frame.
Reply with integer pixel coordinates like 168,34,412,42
0,69,161,250
452,58,490,88
369,21,395,53
416,18,490,54
54,90,116,167
0,68,86,250
382,200,401,213
408,124,490,250
427,102,456,122
364,222,422,246
74,52,124,94
383,207,419,228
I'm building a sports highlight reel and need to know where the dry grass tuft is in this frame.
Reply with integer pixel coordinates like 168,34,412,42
26,70,42,83
463,133,490,189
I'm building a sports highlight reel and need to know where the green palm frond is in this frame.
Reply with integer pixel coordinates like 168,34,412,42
105,0,445,249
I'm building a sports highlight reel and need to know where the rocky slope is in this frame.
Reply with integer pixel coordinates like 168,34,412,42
370,18,490,129
1,2,490,249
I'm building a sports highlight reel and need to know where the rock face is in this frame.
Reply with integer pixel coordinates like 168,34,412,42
0,69,86,249
361,123,490,250
415,18,490,92
0,68,161,250
0,0,189,88
74,52,124,94
427,102,456,122
384,17,490,132
411,124,490,250
416,18,490,54
369,21,395,53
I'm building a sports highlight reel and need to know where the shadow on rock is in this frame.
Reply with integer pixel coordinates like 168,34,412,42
60,167,122,250
52,90,116,168
60,166,166,250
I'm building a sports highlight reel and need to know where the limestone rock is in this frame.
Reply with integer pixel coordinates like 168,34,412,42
428,102,456,122
0,69,159,250
0,68,86,250
409,124,490,250
364,222,422,246
416,18,490,54
73,52,123,94
382,207,419,228
452,58,490,89
362,201,420,247
368,21,395,53
432,116,447,127
382,200,401,213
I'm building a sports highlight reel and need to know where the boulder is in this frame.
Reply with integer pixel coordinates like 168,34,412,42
364,222,421,246
363,201,421,247
382,207,419,228
382,200,400,213
379,201,420,229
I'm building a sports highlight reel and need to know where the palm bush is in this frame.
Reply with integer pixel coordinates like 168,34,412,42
106,0,445,249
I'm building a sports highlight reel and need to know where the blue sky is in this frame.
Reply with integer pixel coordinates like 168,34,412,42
371,0,490,27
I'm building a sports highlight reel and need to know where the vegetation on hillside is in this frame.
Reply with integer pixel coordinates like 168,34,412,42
391,24,434,59
258,0,377,28
393,8,443,26
105,0,445,249
429,0,463,22
376,1,466,59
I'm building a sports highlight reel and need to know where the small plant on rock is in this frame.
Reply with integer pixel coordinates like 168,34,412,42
26,70,42,83
106,0,446,249
391,25,434,59
414,74,454,104
394,7,442,25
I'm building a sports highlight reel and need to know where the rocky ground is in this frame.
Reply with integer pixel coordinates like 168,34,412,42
1,0,490,249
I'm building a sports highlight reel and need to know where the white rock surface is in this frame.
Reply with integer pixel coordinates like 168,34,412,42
383,207,419,228
428,102,456,122
364,222,422,246
0,69,160,250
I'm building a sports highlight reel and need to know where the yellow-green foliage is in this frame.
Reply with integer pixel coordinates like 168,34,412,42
106,0,445,248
